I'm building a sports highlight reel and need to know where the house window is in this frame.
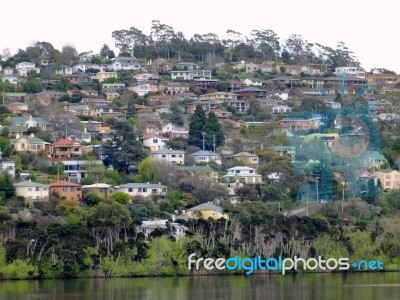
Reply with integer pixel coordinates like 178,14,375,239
70,187,75,192
128,188,133,192
162,155,166,158
153,139,158,143
63,187,68,192
28,187,33,192
152,189,157,194
171,155,176,158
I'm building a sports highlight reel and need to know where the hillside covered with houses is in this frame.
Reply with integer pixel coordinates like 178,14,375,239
1,23,400,278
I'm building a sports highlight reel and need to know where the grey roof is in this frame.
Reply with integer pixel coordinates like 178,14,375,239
153,148,185,154
235,87,267,93
231,152,258,158
190,150,220,157
181,166,215,172
188,202,223,212
118,183,168,189
15,181,48,188
10,116,47,124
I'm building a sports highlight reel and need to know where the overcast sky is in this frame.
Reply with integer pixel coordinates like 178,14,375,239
1,0,399,72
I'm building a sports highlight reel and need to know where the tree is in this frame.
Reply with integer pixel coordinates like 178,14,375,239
100,44,111,58
126,99,136,119
188,105,207,149
137,157,156,183
104,121,146,174
204,112,225,150
61,45,78,66
0,173,15,199
111,192,131,205
169,103,184,127
250,29,281,61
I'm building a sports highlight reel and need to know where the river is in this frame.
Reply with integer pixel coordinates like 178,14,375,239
1,272,400,300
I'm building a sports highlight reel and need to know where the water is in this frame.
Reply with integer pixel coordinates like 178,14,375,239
1,273,400,300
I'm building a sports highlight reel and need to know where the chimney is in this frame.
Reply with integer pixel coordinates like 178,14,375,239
16,133,21,139
30,133,35,139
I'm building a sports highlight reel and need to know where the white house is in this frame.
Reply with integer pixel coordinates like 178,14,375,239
243,78,263,86
117,183,168,198
128,83,158,96
335,67,365,79
171,69,212,81
139,220,186,239
69,128,92,143
151,148,185,164
15,180,49,201
140,134,169,152
63,160,103,182
109,57,141,71
55,66,73,76
190,150,222,165
15,62,40,76
272,105,292,114
0,161,16,178
134,72,158,82
223,166,263,184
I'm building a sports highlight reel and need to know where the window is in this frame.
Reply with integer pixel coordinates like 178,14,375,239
35,187,39,192
70,187,75,192
178,155,182,158
153,139,158,143
128,188,133,192
171,154,176,158
162,155,166,158
152,189,157,194
28,187,33,192
63,187,68,192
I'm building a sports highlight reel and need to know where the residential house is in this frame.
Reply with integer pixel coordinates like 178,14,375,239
3,92,29,102
363,151,387,168
160,82,191,95
366,73,398,89
186,202,228,220
243,78,263,86
2,76,20,84
199,92,237,103
139,220,186,239
55,66,73,76
281,116,322,131
147,95,174,105
174,62,199,70
229,152,259,167
63,160,103,183
161,123,189,140
245,63,260,73
376,169,400,190
335,67,366,79
140,134,169,152
223,166,262,184
81,98,109,107
69,128,92,143
225,99,249,114
180,165,219,181
272,105,292,114
66,73,93,84
235,87,267,100
35,90,66,103
15,62,40,76
300,133,338,147
10,133,50,153
186,100,217,114
49,139,83,158
192,78,218,92
80,121,103,132
151,148,185,164
190,150,222,165
96,71,118,82
9,116,48,129
128,83,158,97
15,180,49,201
117,183,168,199
102,83,126,94
134,72,159,83
3,67,13,76
0,161,16,178
211,109,232,118
109,56,141,71
82,183,116,199
48,180,82,201
171,69,212,81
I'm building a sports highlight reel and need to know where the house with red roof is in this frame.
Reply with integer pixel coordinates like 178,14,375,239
49,139,83,158
49,180,82,202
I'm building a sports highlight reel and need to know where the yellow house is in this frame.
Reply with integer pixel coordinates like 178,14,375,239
229,152,259,167
300,133,339,147
187,202,228,220
82,183,116,199
376,169,400,190
10,133,50,153
96,71,118,83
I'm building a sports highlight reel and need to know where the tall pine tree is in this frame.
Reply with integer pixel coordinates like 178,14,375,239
204,111,225,150
188,105,207,149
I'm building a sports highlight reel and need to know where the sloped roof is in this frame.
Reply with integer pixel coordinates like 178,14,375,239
190,150,220,157
15,181,48,188
49,180,82,187
153,148,185,154
118,183,167,189
188,202,223,212
231,152,258,158
51,139,81,146
10,135,50,144
181,166,215,172
10,116,47,124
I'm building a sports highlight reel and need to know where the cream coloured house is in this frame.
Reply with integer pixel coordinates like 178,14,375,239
15,180,49,201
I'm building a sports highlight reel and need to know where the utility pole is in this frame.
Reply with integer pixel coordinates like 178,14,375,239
342,184,345,213
212,135,216,153
316,177,319,202
2,88,4,105
307,192,309,216
201,132,206,151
